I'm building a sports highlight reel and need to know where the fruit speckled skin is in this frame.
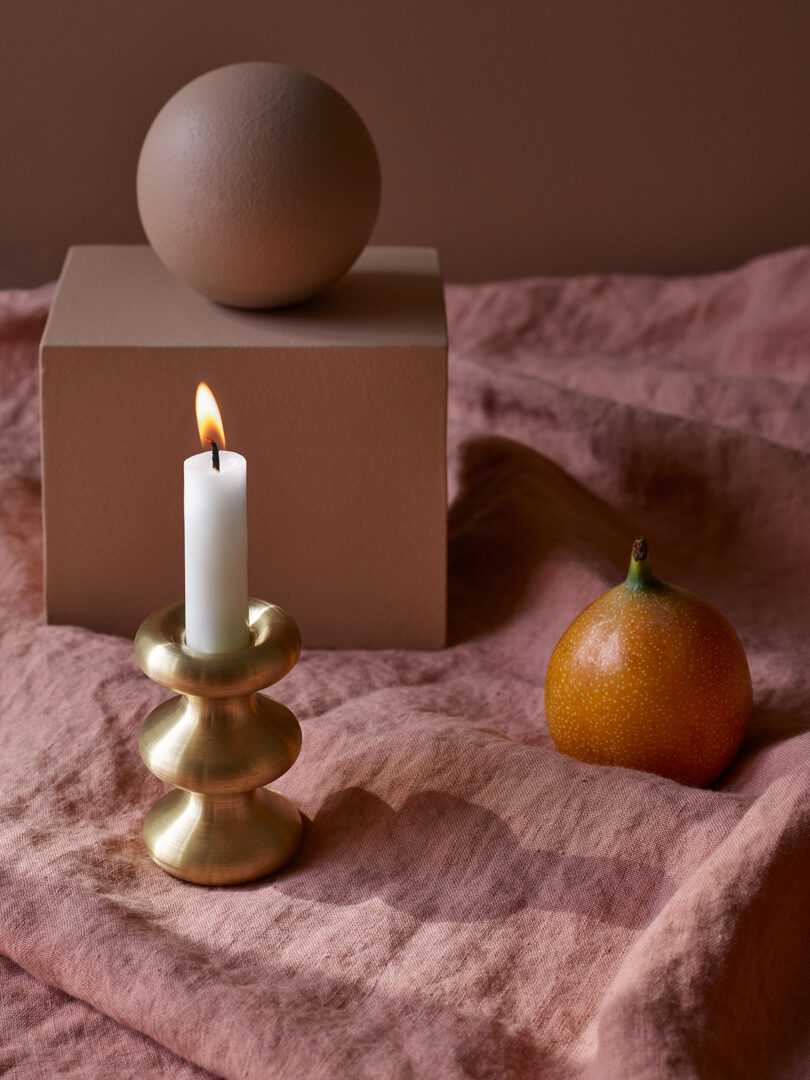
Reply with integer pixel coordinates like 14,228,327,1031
544,539,752,786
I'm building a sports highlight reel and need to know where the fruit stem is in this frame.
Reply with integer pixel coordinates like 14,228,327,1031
625,536,657,590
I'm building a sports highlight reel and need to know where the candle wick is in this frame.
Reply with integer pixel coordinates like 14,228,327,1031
206,438,220,472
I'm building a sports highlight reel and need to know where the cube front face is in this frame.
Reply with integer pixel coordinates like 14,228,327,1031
41,247,447,648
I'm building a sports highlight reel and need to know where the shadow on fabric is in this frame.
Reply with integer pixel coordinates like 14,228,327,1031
446,435,635,644
275,786,673,929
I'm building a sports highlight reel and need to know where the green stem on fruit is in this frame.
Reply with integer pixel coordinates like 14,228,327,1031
625,536,658,590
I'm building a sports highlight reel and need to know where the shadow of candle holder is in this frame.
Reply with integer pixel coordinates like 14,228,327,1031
275,786,675,930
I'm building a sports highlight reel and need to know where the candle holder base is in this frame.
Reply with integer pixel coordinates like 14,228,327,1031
134,599,303,886
143,788,302,886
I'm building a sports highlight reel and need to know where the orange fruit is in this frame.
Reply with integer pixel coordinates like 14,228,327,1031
544,538,752,786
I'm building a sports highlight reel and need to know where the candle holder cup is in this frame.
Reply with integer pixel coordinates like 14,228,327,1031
134,599,303,885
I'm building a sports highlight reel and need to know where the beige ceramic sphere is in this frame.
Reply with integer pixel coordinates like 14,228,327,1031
136,61,381,308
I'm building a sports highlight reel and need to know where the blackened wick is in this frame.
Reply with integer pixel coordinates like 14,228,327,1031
207,438,220,472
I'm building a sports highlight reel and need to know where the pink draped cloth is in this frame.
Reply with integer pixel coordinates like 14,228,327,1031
1,252,809,1078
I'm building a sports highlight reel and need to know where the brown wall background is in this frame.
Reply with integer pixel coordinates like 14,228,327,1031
2,1,809,287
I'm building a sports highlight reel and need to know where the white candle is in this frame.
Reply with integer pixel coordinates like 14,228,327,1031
184,384,250,654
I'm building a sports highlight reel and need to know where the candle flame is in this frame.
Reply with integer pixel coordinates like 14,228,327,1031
195,382,226,450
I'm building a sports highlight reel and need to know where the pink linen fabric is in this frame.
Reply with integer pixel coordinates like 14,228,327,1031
1,251,809,1079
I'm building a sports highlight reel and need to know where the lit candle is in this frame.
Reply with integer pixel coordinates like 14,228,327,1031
184,383,250,654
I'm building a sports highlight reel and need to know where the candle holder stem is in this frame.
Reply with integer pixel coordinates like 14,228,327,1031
134,599,303,885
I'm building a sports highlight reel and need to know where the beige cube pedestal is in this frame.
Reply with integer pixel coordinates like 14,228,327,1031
40,245,447,648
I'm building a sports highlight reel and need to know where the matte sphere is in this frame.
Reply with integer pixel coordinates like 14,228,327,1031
136,62,381,308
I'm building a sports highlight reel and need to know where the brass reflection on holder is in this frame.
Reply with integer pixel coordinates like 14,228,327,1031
134,599,303,886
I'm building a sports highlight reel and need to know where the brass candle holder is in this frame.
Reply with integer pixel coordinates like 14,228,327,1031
134,598,303,885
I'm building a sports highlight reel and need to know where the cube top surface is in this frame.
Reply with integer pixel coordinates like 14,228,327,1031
42,245,447,349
